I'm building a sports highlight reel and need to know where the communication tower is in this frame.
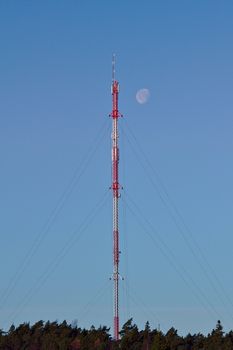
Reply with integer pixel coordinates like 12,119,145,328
110,55,122,341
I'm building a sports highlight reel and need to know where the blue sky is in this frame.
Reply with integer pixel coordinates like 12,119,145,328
0,0,233,336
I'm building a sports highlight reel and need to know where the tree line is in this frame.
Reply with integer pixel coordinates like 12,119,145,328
0,318,232,349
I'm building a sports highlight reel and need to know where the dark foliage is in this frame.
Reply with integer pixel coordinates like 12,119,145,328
0,319,232,350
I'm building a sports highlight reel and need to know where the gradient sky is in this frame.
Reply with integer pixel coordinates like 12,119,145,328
1,0,233,336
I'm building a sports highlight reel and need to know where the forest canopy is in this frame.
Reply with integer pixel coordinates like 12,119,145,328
0,318,233,349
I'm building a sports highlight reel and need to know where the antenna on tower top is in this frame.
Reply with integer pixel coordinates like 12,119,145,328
112,54,116,82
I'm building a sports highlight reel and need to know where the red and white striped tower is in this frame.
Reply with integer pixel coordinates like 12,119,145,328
110,55,121,341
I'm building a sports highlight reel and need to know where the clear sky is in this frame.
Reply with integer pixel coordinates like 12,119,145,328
1,0,233,336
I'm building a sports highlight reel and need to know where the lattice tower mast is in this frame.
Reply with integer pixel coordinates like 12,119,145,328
110,55,121,341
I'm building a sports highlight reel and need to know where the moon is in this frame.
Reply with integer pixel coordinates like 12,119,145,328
136,88,150,104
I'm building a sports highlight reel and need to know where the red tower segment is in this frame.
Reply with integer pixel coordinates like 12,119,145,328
111,58,121,341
